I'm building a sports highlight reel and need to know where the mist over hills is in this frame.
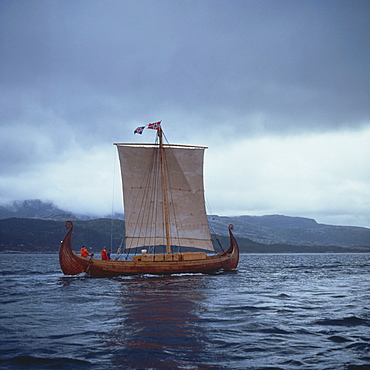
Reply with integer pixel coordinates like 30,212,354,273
0,199,123,221
0,200,369,253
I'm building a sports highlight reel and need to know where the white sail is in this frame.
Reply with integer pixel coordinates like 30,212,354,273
117,144,214,251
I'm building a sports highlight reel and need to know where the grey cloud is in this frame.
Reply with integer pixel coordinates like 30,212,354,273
1,0,368,136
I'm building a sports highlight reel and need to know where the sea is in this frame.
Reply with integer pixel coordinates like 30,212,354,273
0,253,369,370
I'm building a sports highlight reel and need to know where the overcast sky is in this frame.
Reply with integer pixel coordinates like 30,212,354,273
1,0,369,227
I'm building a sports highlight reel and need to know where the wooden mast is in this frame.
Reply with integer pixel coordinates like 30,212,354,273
158,128,172,254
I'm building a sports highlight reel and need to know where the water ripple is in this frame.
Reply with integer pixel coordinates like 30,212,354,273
1,253,370,369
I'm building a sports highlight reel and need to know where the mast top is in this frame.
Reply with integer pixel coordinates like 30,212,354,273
115,123,207,148
114,142,208,149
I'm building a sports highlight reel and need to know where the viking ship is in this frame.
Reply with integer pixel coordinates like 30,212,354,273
59,124,239,276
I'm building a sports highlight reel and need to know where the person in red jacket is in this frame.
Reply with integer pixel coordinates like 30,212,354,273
80,246,90,258
101,246,109,260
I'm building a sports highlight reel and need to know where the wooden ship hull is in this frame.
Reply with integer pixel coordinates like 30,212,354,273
59,221,239,277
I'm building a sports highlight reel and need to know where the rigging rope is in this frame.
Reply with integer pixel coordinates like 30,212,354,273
110,146,117,251
205,196,225,253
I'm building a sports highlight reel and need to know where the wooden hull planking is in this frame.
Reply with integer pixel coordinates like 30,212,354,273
59,221,239,277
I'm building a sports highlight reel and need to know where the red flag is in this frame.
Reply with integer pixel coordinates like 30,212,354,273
147,121,161,130
134,126,145,134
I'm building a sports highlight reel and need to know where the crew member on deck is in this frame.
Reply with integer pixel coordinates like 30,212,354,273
80,246,90,258
101,246,109,260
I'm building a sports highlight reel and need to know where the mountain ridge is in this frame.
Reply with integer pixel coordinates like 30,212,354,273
0,200,369,252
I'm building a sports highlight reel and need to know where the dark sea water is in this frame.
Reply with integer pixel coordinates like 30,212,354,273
0,253,369,370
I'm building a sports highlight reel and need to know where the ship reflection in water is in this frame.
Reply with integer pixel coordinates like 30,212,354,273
107,275,214,369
